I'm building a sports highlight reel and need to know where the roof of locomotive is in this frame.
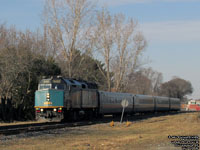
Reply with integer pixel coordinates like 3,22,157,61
63,78,98,89
40,76,98,89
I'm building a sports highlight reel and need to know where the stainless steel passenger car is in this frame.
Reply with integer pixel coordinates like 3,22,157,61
169,98,180,111
99,91,134,114
134,95,155,112
154,96,170,111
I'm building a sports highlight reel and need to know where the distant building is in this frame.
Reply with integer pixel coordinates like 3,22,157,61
186,99,200,111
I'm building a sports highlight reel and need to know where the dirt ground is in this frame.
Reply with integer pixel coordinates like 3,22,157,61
0,112,200,150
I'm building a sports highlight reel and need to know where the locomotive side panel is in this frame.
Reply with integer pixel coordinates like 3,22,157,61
82,89,98,108
64,90,70,110
134,95,155,113
99,91,133,114
155,96,169,111
170,98,180,111
71,89,82,108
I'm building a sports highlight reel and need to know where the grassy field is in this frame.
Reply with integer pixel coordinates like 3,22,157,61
0,112,200,150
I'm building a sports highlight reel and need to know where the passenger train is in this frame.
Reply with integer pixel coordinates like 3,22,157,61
34,76,180,121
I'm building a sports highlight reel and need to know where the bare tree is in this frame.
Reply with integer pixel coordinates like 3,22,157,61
125,68,162,95
127,71,152,94
94,8,113,91
43,0,96,77
0,26,24,99
93,9,146,92
141,68,163,95
44,2,147,91
111,14,147,92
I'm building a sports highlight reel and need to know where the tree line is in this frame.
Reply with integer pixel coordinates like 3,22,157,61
0,0,193,121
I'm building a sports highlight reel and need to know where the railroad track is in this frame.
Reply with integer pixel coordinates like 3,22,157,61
0,121,95,136
0,111,197,136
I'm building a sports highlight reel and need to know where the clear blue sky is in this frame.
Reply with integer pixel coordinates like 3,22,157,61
1,0,200,99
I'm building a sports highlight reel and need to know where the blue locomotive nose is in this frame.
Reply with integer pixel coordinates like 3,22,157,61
35,89,64,108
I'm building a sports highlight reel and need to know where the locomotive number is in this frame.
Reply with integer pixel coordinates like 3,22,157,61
44,101,52,105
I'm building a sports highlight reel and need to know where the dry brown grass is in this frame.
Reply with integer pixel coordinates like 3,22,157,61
0,120,45,126
1,112,200,150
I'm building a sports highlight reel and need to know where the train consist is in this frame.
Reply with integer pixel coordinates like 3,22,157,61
35,76,180,121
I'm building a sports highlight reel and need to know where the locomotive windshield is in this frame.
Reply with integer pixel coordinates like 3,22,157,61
38,78,65,90
39,84,51,90
38,83,64,90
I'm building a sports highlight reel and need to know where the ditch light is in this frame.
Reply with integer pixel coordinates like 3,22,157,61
53,108,62,112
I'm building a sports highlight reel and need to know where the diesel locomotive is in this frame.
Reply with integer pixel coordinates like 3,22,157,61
35,76,180,121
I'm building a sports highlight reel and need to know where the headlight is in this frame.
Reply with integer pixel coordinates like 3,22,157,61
53,108,57,112
41,108,44,112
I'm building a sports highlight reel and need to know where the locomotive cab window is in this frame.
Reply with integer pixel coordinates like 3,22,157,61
38,83,64,90
52,84,65,90
38,84,51,90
